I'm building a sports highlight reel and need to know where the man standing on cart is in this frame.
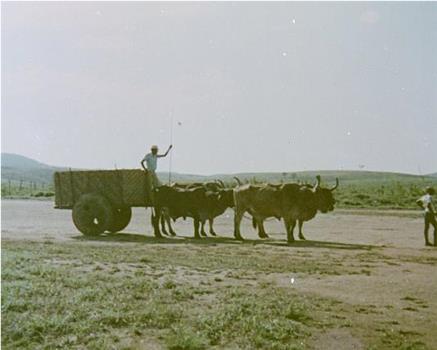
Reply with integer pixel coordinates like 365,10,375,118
141,144,172,188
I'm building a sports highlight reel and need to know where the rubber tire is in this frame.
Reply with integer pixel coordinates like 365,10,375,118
72,194,113,235
107,207,132,233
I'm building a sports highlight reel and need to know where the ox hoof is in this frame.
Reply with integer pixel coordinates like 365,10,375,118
298,235,306,241
209,231,217,236
170,231,177,237
234,235,244,241
200,231,208,237
259,233,269,239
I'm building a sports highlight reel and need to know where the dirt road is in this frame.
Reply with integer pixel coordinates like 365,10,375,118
0,199,427,248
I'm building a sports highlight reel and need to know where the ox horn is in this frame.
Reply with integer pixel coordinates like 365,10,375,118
233,176,242,186
215,179,226,188
313,175,321,191
330,178,339,191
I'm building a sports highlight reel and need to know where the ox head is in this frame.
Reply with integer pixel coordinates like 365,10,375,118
312,175,339,213
152,185,173,206
154,185,167,194
217,188,235,208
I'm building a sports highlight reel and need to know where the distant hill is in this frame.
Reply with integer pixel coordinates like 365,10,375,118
1,153,436,187
1,153,55,169
1,153,65,185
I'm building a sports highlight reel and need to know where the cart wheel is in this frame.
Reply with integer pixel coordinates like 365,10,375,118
72,194,112,235
107,207,132,233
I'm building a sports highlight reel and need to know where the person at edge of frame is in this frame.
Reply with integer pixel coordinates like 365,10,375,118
416,186,437,247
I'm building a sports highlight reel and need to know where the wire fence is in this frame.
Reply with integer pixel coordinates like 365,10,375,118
2,180,54,197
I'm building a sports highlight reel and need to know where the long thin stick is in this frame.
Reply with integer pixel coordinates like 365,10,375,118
168,113,174,184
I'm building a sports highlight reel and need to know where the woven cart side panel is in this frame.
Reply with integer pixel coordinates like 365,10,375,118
122,169,152,207
54,169,151,208
55,172,74,208
83,171,123,206
73,172,88,198
54,172,61,207
54,170,125,208
54,172,67,208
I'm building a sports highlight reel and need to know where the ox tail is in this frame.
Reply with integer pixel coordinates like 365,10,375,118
233,176,242,186
252,217,257,229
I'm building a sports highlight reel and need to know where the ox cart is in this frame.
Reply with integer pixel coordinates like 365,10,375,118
54,169,154,235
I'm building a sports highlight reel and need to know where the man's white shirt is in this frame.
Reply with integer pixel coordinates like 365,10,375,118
419,194,435,213
143,153,157,171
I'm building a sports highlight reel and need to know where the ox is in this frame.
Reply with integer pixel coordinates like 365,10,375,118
152,184,233,238
233,176,338,242
200,187,233,236
158,180,226,236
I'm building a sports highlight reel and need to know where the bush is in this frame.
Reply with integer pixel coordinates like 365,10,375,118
31,192,54,198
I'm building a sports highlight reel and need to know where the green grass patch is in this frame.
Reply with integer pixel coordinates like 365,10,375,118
1,241,323,349
2,240,433,350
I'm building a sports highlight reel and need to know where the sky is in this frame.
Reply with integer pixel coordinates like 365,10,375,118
2,2,436,175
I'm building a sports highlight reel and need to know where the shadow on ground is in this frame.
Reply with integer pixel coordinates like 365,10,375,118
72,232,375,250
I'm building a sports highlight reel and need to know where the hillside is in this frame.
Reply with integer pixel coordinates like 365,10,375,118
1,153,55,169
1,153,65,185
2,153,436,186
